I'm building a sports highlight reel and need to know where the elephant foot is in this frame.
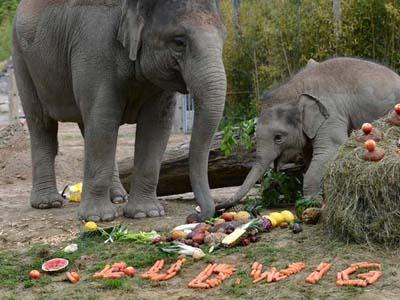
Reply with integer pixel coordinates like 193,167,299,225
124,196,165,219
78,197,119,222
110,181,128,204
30,190,64,209
186,213,202,224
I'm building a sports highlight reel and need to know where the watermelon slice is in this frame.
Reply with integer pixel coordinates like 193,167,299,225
42,258,69,272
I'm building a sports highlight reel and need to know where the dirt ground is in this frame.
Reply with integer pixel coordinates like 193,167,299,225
0,123,239,250
1,123,400,300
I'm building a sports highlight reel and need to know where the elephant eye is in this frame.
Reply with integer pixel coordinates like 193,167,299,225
274,134,283,144
172,36,187,50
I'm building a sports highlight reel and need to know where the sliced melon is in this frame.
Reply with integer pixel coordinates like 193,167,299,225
42,258,69,272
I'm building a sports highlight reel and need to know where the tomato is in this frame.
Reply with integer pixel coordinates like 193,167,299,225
395,104,400,115
365,140,376,152
361,123,373,135
123,266,136,277
29,270,41,280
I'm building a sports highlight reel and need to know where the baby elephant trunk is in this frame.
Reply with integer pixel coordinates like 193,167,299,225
216,153,275,210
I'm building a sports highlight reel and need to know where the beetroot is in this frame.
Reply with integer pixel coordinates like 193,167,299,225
258,217,273,232
192,232,206,244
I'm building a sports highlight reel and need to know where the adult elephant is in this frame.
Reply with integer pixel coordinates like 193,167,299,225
218,57,400,210
13,0,227,222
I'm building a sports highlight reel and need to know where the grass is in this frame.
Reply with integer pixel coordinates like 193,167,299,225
0,224,399,300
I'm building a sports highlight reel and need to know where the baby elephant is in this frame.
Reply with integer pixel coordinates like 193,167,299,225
218,57,400,209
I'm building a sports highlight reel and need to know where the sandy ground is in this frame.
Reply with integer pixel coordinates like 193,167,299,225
0,122,240,250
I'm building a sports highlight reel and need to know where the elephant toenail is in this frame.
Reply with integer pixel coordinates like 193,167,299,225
38,203,49,209
102,214,115,222
52,201,62,208
134,212,146,219
88,215,101,222
147,210,160,217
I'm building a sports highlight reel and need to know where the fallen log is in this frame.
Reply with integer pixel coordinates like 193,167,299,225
118,132,303,196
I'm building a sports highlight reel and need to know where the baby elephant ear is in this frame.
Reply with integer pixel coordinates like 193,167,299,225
306,59,319,68
118,0,145,61
299,94,329,140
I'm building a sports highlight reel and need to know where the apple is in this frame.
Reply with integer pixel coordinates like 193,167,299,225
29,270,41,280
395,104,400,115
361,123,373,135
364,139,376,152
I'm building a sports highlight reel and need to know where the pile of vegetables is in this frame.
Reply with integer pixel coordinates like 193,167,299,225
161,209,302,256
336,262,382,287
141,257,186,282
306,262,332,284
94,262,136,279
250,261,306,284
188,263,236,289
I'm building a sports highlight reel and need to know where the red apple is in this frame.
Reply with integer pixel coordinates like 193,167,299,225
365,139,376,152
395,104,400,115
29,270,41,280
361,123,373,135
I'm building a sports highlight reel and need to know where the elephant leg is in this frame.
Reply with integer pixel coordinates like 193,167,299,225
303,125,348,199
78,123,128,204
110,161,128,204
77,90,121,222
124,92,176,219
13,53,63,209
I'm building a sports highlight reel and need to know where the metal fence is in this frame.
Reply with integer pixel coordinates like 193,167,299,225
181,94,194,134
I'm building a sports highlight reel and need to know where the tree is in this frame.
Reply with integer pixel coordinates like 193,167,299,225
332,0,341,53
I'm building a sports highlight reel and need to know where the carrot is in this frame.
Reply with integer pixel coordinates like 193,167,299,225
188,282,209,289
351,262,381,269
146,260,159,274
274,274,288,282
366,271,383,285
102,272,126,279
254,269,262,280
307,262,331,284
151,274,169,281
253,272,268,284
66,272,80,284
316,263,327,272
306,272,318,284
339,279,368,287
235,278,241,285
336,272,343,281
206,264,217,277
267,267,277,283
112,262,127,270
99,264,111,274
341,266,358,280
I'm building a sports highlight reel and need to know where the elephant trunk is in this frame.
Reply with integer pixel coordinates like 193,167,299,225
216,151,276,210
185,54,227,221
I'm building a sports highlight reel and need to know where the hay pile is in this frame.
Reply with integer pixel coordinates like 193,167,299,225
324,114,400,247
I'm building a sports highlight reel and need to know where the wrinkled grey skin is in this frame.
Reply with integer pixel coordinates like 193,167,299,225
218,57,400,210
13,0,226,222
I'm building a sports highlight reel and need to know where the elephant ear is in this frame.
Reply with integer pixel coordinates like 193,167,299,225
118,0,153,61
299,94,329,140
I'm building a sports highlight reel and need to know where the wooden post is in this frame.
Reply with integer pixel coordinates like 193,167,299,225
8,68,20,126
